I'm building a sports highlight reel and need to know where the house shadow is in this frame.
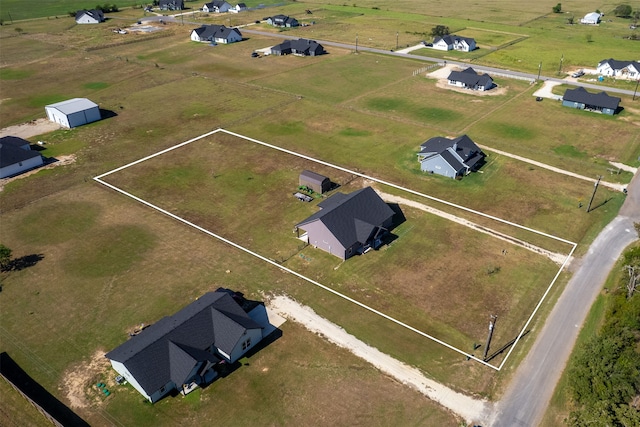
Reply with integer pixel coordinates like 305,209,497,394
99,108,118,120
379,203,405,248
614,106,624,115
2,254,44,272
0,352,90,427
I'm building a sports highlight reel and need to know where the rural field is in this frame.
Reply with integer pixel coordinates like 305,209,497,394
0,0,638,425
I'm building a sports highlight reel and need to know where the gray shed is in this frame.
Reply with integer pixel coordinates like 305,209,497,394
299,170,331,194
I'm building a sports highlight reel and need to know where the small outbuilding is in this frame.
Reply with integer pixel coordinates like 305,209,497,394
299,170,331,194
45,98,101,128
0,136,44,179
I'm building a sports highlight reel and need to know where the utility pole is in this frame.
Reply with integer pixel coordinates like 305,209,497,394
633,78,639,101
586,176,602,213
482,315,497,361
396,31,399,50
355,33,358,53
537,62,542,81
558,53,564,75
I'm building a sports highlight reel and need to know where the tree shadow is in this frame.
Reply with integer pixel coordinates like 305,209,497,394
5,254,44,272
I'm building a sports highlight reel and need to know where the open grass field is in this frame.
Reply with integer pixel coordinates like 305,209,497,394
0,2,638,424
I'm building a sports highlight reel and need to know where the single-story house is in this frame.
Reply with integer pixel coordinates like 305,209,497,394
159,0,184,10
447,67,494,91
106,290,267,403
0,136,44,179
580,12,602,24
295,186,394,260
229,3,247,13
596,59,640,80
432,35,476,52
266,14,299,27
45,98,101,128
562,87,620,115
75,9,105,24
271,39,325,56
418,135,485,179
202,1,231,13
190,25,242,43
299,170,331,194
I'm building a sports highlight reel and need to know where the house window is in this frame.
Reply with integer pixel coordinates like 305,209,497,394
242,338,251,351
160,386,166,393
19,162,23,166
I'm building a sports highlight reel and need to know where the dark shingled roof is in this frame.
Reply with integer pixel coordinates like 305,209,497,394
447,67,493,88
75,9,105,21
0,136,42,169
192,24,241,40
296,187,394,249
106,292,261,395
419,134,485,172
562,86,620,110
434,34,475,46
598,58,640,71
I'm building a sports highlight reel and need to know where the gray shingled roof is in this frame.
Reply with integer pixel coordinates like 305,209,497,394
192,24,241,40
0,136,42,168
598,58,640,71
300,170,329,186
447,67,493,88
434,34,475,46
106,292,261,395
419,134,485,171
296,187,394,249
562,86,620,110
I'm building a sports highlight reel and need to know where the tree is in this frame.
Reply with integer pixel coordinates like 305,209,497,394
566,15,574,24
0,244,12,271
430,25,450,37
552,3,562,13
614,4,633,17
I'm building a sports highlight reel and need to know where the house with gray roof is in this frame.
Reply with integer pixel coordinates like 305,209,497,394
202,1,231,13
418,135,485,179
295,187,394,260
447,67,494,91
562,87,620,115
266,14,299,27
432,35,476,52
159,0,184,10
105,291,266,403
0,136,44,179
190,24,242,44
271,39,325,56
596,59,640,80
75,9,105,24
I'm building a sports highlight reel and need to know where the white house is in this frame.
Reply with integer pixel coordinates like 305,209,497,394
202,1,231,13
0,136,44,179
106,291,268,403
75,9,105,24
580,12,602,24
45,98,101,128
432,35,476,52
596,59,640,80
190,25,242,44
229,3,247,13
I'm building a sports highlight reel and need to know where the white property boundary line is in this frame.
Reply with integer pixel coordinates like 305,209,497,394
94,128,577,371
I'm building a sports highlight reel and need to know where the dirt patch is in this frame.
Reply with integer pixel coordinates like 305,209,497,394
0,118,61,139
0,154,76,192
60,349,111,409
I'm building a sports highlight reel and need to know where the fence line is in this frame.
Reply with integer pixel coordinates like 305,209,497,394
412,63,441,76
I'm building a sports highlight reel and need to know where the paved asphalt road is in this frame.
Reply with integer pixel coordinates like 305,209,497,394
490,173,640,427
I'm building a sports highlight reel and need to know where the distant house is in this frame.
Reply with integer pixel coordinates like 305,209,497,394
202,1,231,13
266,14,299,27
45,98,101,128
75,9,105,24
447,67,494,91
418,135,485,179
432,35,476,52
190,25,242,43
580,12,602,24
0,136,44,179
230,3,247,13
299,170,331,194
596,59,640,80
106,290,268,403
295,187,395,260
271,39,325,56
159,0,184,10
562,87,620,115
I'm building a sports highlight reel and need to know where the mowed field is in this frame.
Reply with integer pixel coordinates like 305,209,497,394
0,2,638,425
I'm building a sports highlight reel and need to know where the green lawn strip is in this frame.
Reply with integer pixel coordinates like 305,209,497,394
0,378,51,427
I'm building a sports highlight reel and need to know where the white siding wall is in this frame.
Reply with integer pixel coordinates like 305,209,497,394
45,107,70,128
109,360,153,402
227,328,263,362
